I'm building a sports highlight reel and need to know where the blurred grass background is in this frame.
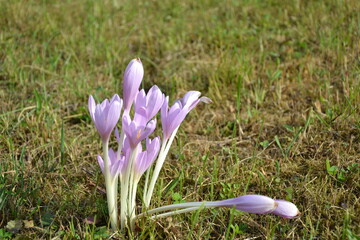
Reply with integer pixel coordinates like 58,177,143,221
0,0,359,239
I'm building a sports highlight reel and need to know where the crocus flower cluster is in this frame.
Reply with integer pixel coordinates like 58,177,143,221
88,58,300,232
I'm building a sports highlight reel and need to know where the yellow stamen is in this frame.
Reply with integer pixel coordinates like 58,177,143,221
136,129,142,140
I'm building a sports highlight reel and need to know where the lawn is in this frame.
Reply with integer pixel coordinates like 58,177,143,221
0,0,359,239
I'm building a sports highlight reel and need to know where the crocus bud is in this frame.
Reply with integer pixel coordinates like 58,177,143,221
219,195,278,214
123,58,144,112
272,200,300,219
88,94,122,141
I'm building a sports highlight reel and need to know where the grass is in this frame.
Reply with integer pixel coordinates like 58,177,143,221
1,0,359,239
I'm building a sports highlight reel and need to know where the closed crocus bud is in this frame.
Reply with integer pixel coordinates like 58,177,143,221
272,200,300,219
88,94,122,141
219,195,278,214
123,58,144,112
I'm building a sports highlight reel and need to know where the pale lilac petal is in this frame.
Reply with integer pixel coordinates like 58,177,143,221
168,101,182,116
122,116,156,148
89,95,122,141
134,86,164,124
161,97,169,136
161,91,209,140
146,86,164,120
115,127,120,143
123,58,144,111
88,95,96,120
134,89,146,113
200,96,212,104
140,119,156,141
182,91,201,108
134,137,159,177
220,195,277,214
134,151,147,175
134,107,148,126
168,109,187,135
105,100,122,136
119,155,127,173
110,94,121,105
272,200,300,219
146,137,160,162
106,100,121,127
122,115,133,141
108,148,117,165
97,155,104,174
122,136,131,155
111,158,121,177
94,105,106,136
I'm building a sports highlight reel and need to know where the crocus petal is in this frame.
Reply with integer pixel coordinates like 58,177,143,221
111,158,122,177
220,195,277,214
200,96,212,104
97,155,104,174
123,58,144,112
134,86,164,125
139,119,156,142
88,95,96,121
182,91,201,108
134,137,160,177
110,94,121,105
108,148,117,165
122,115,156,148
104,100,122,136
272,200,300,219
89,94,123,141
161,96,170,137
161,91,210,140
134,151,148,176
134,90,147,114
145,86,164,120
115,127,120,143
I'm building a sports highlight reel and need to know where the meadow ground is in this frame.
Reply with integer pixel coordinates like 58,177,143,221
1,0,359,239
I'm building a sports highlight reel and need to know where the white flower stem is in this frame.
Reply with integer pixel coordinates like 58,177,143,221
120,145,138,230
144,127,179,207
129,176,139,230
102,140,118,231
143,167,151,202
150,207,203,219
136,201,215,220
137,201,221,219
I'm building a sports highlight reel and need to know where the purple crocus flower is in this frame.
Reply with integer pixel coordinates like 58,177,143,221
161,91,211,140
123,58,144,112
97,148,126,177
218,195,278,214
272,200,300,219
138,194,294,220
122,114,156,148
134,137,160,177
134,86,165,125
88,94,122,141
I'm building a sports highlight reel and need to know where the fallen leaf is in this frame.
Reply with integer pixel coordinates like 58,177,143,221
23,220,34,228
6,220,23,233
